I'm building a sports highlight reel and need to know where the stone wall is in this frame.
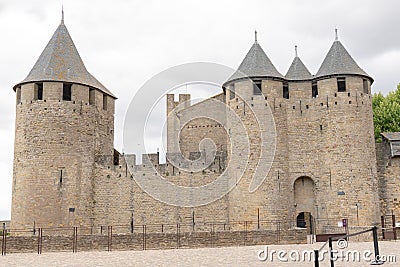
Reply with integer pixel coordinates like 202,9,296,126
376,141,400,219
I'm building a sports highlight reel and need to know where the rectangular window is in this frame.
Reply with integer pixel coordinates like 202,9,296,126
103,94,108,110
63,83,72,101
363,79,369,94
229,84,236,100
16,87,21,104
283,83,289,99
312,81,318,98
253,80,262,95
34,83,43,100
337,77,346,92
89,88,95,105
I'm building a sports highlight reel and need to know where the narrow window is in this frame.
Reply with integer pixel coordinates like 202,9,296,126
312,81,318,98
35,83,43,100
253,80,262,95
16,87,21,105
229,84,235,100
63,83,72,101
337,77,346,92
283,83,289,99
103,94,108,110
89,88,95,105
363,79,369,94
60,170,63,185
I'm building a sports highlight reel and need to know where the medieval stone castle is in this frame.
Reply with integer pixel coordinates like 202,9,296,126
10,15,400,235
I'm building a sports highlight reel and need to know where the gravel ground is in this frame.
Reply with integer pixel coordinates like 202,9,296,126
0,240,398,266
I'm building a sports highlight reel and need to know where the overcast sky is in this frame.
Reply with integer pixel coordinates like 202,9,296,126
1,0,399,220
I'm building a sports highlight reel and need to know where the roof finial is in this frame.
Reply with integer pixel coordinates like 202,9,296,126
254,30,257,43
295,45,298,57
61,5,64,24
335,28,338,41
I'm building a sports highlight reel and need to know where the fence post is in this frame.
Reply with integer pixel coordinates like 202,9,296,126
73,227,78,253
110,226,113,252
392,214,397,240
142,225,146,250
37,228,42,254
314,249,319,267
107,226,112,252
257,208,260,230
211,223,214,248
328,237,334,267
72,227,75,253
276,221,281,244
1,228,6,256
176,224,180,249
243,221,247,246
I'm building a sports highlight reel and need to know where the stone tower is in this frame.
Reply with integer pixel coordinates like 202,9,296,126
222,31,380,229
11,14,116,230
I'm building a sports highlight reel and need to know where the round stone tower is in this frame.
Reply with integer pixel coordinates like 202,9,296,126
11,14,116,230
222,32,290,226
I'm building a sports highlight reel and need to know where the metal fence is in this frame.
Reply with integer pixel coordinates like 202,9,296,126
1,219,305,255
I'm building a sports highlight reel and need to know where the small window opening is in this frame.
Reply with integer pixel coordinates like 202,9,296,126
60,170,63,185
253,80,262,95
312,81,318,98
320,125,323,131
35,83,43,100
363,79,368,94
16,87,21,104
63,83,72,101
89,88,95,105
103,95,108,110
229,84,235,100
337,77,346,92
283,83,289,99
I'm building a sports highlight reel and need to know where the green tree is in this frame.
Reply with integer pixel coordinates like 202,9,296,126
372,84,400,142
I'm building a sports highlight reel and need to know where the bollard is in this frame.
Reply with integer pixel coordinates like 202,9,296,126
371,226,384,265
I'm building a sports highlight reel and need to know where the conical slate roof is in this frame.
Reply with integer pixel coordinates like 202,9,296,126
316,40,370,80
285,50,312,80
14,18,115,98
224,39,283,85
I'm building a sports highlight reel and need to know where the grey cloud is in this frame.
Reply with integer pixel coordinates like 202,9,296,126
1,0,400,219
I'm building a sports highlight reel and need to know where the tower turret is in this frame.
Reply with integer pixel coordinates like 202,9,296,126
223,31,284,101
315,30,373,96
285,46,313,99
11,12,116,231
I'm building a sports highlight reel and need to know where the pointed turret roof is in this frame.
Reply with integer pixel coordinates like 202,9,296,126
224,32,283,86
316,31,371,81
285,46,312,80
14,14,115,98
